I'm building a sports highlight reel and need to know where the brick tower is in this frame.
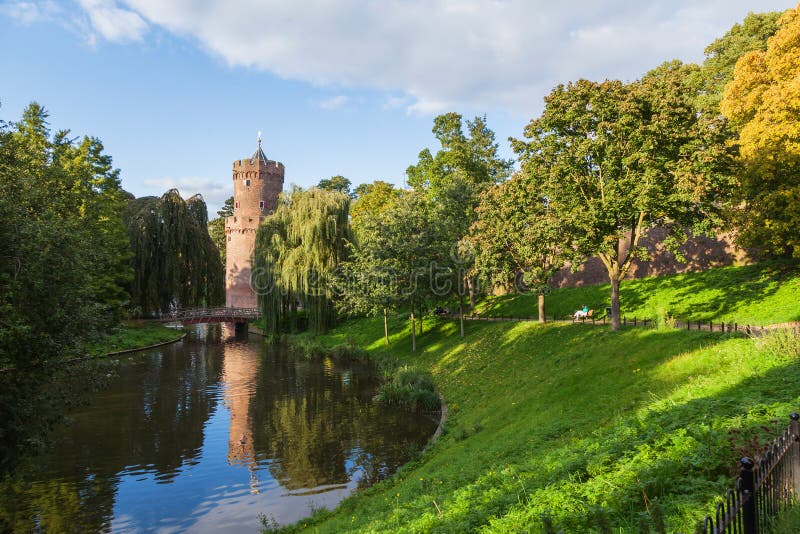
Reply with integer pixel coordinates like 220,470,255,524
225,134,284,308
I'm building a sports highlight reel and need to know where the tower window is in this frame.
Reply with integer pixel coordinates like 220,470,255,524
227,236,231,242
259,200,264,210
235,201,240,209
245,179,251,187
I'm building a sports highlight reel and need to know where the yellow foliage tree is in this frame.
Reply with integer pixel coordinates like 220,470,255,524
722,3,800,257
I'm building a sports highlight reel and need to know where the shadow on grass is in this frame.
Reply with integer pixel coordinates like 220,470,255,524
486,358,800,533
476,260,800,324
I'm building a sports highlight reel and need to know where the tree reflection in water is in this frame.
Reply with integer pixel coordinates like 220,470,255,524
0,324,436,532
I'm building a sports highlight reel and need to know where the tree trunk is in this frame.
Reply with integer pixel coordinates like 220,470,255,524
383,307,389,346
538,293,545,324
419,310,423,336
459,295,465,338
410,300,416,352
468,276,476,308
611,276,621,331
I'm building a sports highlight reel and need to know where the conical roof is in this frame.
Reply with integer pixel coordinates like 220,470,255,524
252,132,267,163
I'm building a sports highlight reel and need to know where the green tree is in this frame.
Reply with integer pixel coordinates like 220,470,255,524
208,196,233,264
470,173,577,323
406,113,512,309
721,3,800,257
700,10,781,111
124,190,224,314
253,187,352,335
339,190,441,351
350,180,400,221
317,175,353,197
0,102,131,469
513,63,734,330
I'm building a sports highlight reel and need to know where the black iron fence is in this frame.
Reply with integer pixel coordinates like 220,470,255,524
450,312,785,335
701,412,800,533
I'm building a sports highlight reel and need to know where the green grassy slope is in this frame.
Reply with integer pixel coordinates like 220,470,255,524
82,321,183,357
476,260,800,325
275,261,800,532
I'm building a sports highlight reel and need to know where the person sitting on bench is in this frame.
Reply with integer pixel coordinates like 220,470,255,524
573,305,589,320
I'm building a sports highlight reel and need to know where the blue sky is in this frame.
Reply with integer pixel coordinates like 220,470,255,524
0,0,792,214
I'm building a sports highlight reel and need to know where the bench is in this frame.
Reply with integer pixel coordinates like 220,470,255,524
574,309,594,323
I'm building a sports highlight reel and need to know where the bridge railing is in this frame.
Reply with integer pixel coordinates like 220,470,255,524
164,307,262,321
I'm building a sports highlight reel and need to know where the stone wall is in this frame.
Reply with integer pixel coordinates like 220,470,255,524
551,226,753,288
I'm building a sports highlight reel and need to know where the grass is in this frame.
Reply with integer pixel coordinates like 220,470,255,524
475,259,800,326
272,262,800,533
82,320,183,357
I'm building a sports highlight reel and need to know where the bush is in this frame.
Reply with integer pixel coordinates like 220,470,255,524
753,328,800,360
374,366,440,412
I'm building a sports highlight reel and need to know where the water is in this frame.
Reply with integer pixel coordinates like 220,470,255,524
0,324,437,532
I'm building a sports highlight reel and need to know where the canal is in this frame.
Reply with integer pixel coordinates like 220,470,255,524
0,324,437,532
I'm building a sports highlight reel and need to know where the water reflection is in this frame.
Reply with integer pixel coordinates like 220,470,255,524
0,324,436,532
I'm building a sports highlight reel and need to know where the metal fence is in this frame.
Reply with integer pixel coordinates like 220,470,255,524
701,413,800,533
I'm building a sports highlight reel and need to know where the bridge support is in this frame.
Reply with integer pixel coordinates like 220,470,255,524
234,322,249,336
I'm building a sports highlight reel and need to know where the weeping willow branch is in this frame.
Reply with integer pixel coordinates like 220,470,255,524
253,187,352,335
124,189,224,314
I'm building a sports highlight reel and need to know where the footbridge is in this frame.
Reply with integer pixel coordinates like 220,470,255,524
159,307,262,324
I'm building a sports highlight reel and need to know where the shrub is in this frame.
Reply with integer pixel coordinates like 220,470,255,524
753,328,800,360
374,366,440,412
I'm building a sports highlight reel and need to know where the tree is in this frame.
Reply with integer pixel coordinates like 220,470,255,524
721,3,800,258
350,180,399,221
208,196,233,264
700,11,781,111
406,113,513,310
470,173,577,323
317,175,353,197
124,190,224,314
253,187,352,335
513,63,734,330
339,191,441,351
0,102,131,468
335,221,403,346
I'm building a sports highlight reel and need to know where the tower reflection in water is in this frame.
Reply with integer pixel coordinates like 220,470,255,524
0,324,437,532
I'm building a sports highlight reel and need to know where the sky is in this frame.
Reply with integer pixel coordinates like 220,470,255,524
0,0,792,214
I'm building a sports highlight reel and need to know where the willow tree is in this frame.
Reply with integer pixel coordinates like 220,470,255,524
253,187,352,335
124,189,224,314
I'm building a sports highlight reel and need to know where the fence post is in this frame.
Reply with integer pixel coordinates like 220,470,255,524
792,413,800,498
741,457,757,534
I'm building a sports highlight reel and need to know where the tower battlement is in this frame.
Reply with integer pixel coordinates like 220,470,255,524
225,136,285,308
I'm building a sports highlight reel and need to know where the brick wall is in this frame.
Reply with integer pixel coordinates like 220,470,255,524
225,154,284,308
551,226,753,288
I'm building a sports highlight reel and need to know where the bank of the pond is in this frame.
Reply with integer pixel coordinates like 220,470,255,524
272,309,800,533
0,322,184,374
83,321,185,358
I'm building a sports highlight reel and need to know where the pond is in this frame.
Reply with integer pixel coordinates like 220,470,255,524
0,324,438,532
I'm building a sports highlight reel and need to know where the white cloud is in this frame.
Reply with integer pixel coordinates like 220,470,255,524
141,176,230,215
1,0,61,25
318,95,348,110
75,0,794,114
77,0,147,43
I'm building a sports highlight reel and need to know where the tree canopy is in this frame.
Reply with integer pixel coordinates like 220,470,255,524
722,3,800,257
512,62,734,329
0,103,132,468
123,190,224,314
700,10,782,110
317,175,353,197
208,196,233,264
253,187,352,335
